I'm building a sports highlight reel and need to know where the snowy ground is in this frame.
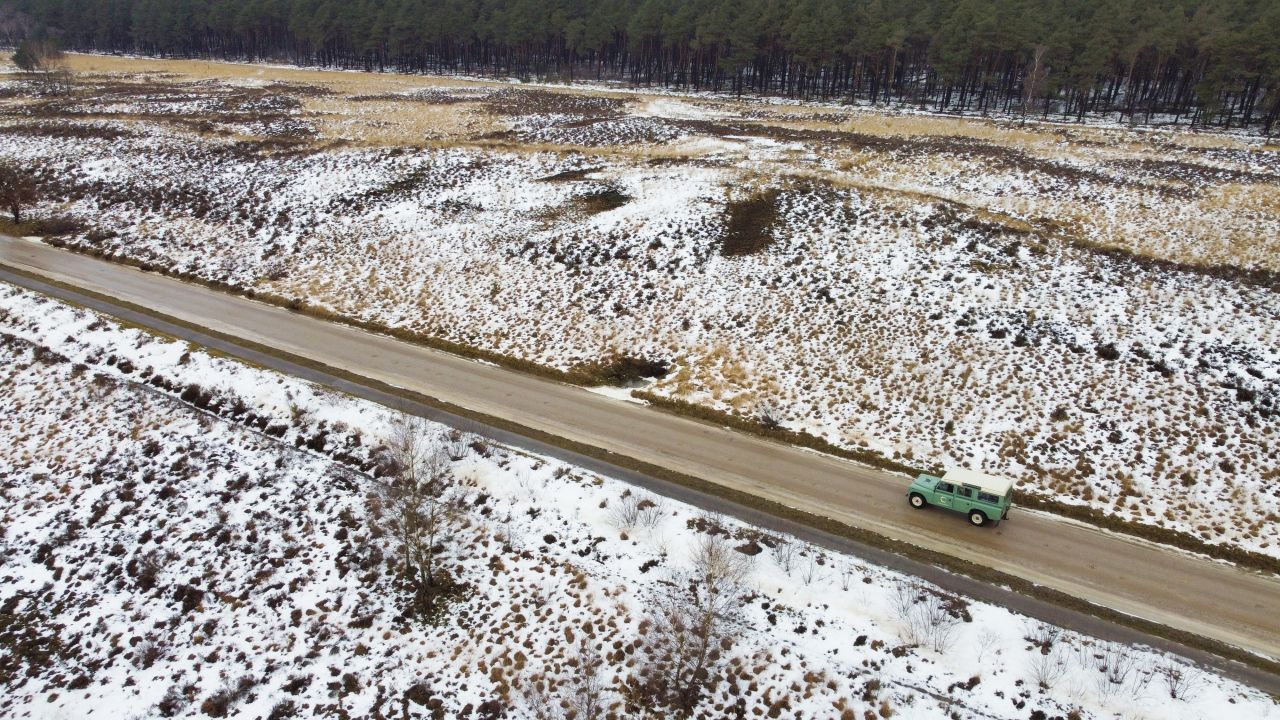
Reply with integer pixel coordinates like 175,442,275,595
1,281,1275,720
1,57,1278,559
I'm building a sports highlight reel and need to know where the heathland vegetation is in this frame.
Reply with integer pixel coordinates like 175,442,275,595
4,0,1279,132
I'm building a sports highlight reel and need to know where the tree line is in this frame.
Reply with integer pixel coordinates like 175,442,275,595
5,0,1279,133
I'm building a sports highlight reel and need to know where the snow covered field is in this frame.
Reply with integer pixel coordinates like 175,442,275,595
1,56,1278,559
1,281,1274,719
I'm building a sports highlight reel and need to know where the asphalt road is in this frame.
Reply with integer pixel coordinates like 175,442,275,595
3,237,1278,685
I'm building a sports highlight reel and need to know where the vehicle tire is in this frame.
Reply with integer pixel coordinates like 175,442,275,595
909,493,926,509
969,510,987,527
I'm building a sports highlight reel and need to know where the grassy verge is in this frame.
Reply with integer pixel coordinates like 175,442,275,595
42,237,656,387
630,390,924,476
3,261,1279,684
24,237,1280,577
633,390,1280,576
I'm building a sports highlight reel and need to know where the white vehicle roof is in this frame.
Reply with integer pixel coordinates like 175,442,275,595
942,468,1014,497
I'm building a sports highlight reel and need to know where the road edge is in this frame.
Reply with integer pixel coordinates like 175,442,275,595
31,236,1280,577
2,262,1278,696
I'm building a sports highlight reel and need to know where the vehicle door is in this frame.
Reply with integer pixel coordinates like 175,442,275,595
953,485,975,513
934,481,955,509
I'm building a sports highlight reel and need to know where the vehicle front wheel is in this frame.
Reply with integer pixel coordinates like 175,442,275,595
909,493,926,509
968,510,987,527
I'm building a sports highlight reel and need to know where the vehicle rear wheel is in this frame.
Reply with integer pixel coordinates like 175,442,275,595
909,493,926,509
969,510,987,527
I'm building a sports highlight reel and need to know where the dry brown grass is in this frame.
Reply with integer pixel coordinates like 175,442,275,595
841,113,1048,146
304,97,503,145
11,52,1277,274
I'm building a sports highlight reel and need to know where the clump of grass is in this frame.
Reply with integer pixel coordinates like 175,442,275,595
200,675,255,717
720,188,781,257
0,121,136,141
0,215,85,238
576,187,631,215
567,354,670,386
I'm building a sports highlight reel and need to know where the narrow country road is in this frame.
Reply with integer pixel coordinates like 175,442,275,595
3,237,1278,682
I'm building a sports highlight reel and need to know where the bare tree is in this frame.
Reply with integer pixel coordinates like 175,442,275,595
12,37,71,94
0,161,38,224
1021,45,1050,119
566,639,610,720
629,533,751,717
0,7,35,46
920,594,962,653
377,415,462,594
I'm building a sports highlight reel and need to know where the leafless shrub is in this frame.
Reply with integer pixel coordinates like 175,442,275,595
1088,644,1144,699
156,683,196,717
772,539,798,575
626,533,751,716
566,639,610,720
889,580,920,627
1026,645,1070,690
920,594,962,653
611,491,641,530
200,676,255,717
755,402,783,430
612,491,663,531
12,38,72,95
0,160,38,224
976,630,1002,664
518,685,558,720
375,415,466,619
132,638,165,669
1157,659,1203,701
637,496,666,530
446,431,472,462
800,552,819,586
1024,620,1062,655
889,581,961,651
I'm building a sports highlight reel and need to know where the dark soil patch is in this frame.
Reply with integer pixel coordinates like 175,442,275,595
0,215,85,238
567,355,670,386
721,189,782,256
1110,158,1280,186
0,121,137,141
481,88,625,119
538,166,604,183
575,187,631,215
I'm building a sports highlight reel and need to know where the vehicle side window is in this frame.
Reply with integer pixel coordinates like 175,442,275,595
936,481,954,493
977,491,1000,504
955,486,973,499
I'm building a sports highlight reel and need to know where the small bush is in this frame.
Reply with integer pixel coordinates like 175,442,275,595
199,676,255,717
569,354,670,386
267,700,298,720
576,187,631,214
28,216,85,237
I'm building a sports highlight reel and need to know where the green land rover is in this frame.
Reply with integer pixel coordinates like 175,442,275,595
907,469,1013,527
